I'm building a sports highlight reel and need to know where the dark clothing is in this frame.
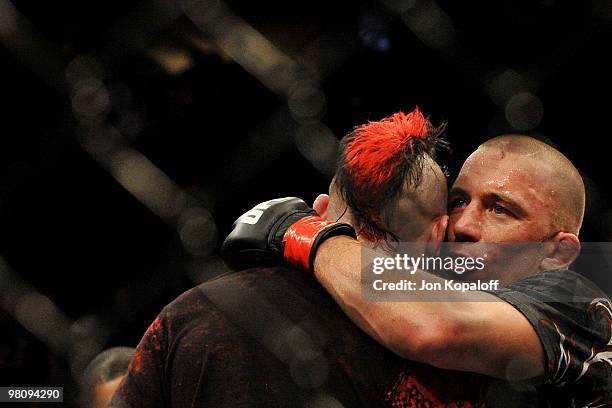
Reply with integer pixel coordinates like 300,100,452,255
111,268,611,407
110,267,404,407
491,270,612,407
385,270,612,408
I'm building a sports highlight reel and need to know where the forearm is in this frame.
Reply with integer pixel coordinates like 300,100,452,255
312,236,544,379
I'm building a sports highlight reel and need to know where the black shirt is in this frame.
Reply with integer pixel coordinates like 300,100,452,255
491,269,612,407
110,267,404,407
385,269,612,407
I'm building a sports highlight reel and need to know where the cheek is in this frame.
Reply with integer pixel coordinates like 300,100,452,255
469,213,533,242
506,221,550,242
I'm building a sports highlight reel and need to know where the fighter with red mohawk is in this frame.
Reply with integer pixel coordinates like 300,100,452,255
111,108,482,407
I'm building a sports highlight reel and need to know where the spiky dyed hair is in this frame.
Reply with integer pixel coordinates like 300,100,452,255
335,108,448,242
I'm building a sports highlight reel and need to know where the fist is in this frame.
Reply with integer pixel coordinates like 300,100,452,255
221,197,356,272
221,198,317,270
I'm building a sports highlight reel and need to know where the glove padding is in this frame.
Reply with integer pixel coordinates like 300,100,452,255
221,197,356,272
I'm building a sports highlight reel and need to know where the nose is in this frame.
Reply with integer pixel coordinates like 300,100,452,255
450,203,482,242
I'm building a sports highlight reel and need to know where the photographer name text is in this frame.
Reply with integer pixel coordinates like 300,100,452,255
372,279,500,292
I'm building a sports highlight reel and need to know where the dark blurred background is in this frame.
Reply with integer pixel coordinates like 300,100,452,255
1,0,611,405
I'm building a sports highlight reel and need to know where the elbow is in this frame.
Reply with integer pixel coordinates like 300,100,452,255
391,317,465,370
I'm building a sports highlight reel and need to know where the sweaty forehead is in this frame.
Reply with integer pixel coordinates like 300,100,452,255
454,147,555,206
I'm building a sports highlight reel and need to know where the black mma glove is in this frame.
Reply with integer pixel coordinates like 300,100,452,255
221,197,356,272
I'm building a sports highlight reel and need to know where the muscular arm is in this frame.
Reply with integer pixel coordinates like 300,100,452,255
313,236,545,380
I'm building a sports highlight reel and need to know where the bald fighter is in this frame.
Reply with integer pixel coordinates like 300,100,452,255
224,134,612,406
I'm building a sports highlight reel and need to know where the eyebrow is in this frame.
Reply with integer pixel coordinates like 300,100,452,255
449,187,528,217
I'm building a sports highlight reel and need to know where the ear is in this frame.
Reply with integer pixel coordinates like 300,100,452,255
427,214,449,255
312,194,330,218
539,232,580,271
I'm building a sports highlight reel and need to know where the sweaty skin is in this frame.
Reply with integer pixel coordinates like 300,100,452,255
310,135,583,381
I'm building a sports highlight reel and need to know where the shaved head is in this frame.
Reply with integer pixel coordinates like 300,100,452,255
480,135,585,235
385,154,447,240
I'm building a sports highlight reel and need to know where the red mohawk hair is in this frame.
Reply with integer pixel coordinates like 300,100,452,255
335,107,447,242
344,107,432,189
